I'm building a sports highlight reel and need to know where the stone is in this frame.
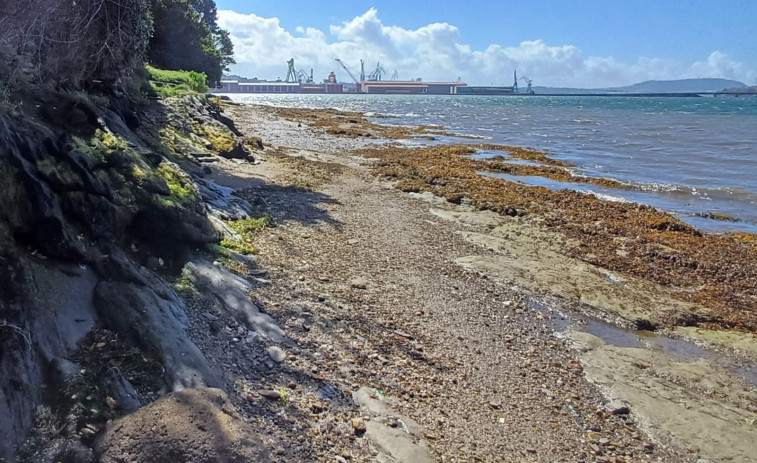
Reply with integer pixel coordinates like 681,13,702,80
350,278,368,289
351,417,367,433
267,346,286,363
392,330,414,340
30,438,95,463
258,390,281,401
94,278,219,390
606,400,631,415
185,261,288,343
352,387,434,463
101,368,141,413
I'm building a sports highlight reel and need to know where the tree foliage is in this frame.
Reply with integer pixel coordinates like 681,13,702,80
0,0,153,94
147,0,235,86
0,0,232,97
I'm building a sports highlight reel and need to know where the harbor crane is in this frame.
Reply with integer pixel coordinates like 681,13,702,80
519,75,534,94
297,68,314,84
367,62,386,81
335,58,360,83
285,58,298,83
390,70,399,81
513,70,519,94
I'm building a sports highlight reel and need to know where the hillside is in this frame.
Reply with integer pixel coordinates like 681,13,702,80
607,78,747,93
534,78,747,94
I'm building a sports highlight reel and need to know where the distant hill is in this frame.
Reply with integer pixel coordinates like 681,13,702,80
607,78,747,93
534,78,747,95
716,85,757,95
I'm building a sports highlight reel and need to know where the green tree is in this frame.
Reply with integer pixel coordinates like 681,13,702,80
148,0,234,86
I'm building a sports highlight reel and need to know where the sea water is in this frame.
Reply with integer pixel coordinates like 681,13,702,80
228,93,757,234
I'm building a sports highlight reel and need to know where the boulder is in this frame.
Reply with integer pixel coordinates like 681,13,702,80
93,388,271,463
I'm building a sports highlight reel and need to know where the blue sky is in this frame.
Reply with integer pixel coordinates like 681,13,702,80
214,0,757,87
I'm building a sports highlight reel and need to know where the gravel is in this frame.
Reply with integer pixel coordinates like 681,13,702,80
175,103,692,462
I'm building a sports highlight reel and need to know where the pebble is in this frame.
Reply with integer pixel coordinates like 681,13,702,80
392,329,414,340
349,278,368,289
351,417,366,433
258,390,281,401
267,346,286,363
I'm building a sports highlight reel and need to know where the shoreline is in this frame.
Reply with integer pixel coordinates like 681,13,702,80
211,101,757,462
235,102,757,333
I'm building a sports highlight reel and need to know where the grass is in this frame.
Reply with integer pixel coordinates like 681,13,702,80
277,386,290,406
146,65,208,98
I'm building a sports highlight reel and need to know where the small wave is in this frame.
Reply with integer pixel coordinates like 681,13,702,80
573,119,595,124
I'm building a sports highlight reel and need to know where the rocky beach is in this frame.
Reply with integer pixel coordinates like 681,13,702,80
2,94,756,463
178,101,757,462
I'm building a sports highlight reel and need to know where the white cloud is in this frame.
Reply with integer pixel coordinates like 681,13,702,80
218,9,756,87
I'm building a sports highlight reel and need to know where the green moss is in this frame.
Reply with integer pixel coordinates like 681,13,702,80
228,215,272,235
174,274,193,292
219,216,272,255
155,162,197,207
146,65,208,98
196,124,235,154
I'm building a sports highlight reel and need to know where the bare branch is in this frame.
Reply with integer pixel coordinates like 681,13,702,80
0,319,32,350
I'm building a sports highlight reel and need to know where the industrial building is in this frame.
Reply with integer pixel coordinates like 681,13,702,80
214,58,542,96
215,80,344,94
358,80,466,94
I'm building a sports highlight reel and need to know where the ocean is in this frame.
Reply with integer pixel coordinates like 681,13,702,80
227,94,757,234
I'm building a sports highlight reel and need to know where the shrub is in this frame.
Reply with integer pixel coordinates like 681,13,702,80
146,66,209,97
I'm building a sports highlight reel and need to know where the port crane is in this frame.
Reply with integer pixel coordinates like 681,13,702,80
519,75,534,94
335,58,360,83
297,68,314,84
367,62,386,81
285,58,298,83
390,70,399,81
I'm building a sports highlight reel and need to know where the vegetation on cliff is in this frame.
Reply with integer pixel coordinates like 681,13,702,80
0,1,257,461
148,0,235,86
0,0,232,99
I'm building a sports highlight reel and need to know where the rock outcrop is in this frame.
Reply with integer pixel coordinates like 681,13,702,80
0,91,256,461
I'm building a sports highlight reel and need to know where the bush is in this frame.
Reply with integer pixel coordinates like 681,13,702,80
148,0,234,86
146,66,209,97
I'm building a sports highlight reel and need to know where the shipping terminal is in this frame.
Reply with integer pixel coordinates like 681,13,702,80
214,58,532,96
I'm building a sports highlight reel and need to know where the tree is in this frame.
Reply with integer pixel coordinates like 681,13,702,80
148,0,234,86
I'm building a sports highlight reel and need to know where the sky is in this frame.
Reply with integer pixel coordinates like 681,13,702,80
214,0,757,87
